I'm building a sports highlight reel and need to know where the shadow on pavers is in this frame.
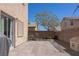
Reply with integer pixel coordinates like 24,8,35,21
51,39,79,56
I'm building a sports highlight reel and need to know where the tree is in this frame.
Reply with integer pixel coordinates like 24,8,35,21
35,11,60,31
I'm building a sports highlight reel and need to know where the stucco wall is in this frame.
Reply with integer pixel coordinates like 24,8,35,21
61,18,79,30
56,28,79,43
0,3,28,46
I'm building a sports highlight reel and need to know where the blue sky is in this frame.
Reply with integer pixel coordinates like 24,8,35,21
28,3,79,30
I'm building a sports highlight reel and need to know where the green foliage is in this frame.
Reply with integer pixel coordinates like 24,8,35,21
35,11,60,30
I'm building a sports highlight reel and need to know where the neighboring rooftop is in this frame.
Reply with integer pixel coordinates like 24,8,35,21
28,22,37,27
61,17,79,23
63,17,79,20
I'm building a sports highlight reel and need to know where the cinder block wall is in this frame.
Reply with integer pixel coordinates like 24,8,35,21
28,31,55,40
56,28,79,43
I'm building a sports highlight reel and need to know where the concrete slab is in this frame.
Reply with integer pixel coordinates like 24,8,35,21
9,41,70,56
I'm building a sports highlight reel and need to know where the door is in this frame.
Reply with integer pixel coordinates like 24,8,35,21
2,16,13,47
9,18,13,47
7,18,13,47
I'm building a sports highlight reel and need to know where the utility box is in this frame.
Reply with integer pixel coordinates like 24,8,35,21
70,37,79,52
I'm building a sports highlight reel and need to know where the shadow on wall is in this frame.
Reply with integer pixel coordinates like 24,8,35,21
54,40,79,56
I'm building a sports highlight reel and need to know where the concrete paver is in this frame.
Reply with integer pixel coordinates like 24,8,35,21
9,41,70,56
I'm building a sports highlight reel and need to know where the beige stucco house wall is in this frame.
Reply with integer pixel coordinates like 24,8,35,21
61,17,79,30
0,3,28,47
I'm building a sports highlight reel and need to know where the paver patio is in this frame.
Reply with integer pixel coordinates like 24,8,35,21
9,41,70,56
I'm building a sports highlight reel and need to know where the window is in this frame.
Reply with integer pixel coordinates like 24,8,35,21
64,22,67,26
0,18,2,34
17,20,24,37
0,17,4,35
72,43,75,48
70,21,74,26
